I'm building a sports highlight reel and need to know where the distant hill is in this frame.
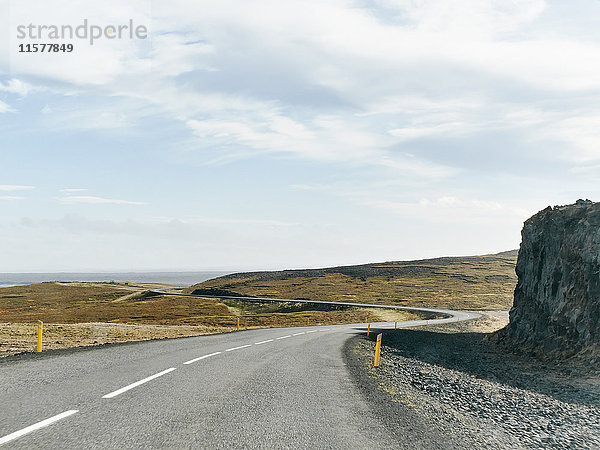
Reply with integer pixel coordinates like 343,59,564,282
186,250,519,310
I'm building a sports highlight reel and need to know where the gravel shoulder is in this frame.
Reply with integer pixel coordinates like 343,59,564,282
344,312,600,449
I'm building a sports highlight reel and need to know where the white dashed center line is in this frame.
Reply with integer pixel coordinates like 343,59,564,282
183,351,221,365
0,410,79,446
276,335,292,340
102,368,177,399
225,344,251,352
292,332,305,336
254,339,274,345
305,330,317,333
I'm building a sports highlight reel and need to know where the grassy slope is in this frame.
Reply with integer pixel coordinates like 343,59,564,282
187,250,519,310
0,282,231,325
0,282,408,327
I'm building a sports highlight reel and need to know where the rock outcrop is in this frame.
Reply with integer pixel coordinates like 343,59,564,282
500,200,600,358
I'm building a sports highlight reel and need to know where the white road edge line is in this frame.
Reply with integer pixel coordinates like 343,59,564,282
102,368,176,399
0,410,78,446
276,335,292,340
254,339,274,345
225,344,251,352
292,332,305,336
183,351,221,365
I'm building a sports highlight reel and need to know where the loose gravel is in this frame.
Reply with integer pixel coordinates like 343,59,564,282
346,320,600,449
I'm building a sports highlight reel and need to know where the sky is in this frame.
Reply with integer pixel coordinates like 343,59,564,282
1,0,600,272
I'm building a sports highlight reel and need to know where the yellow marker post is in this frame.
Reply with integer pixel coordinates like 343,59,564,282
367,323,370,337
37,320,43,352
237,318,240,331
394,321,397,329
306,317,309,326
374,333,382,367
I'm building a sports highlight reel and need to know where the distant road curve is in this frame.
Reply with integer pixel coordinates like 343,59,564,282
151,289,481,325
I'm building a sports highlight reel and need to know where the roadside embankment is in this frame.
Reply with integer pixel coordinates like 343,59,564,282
345,312,600,449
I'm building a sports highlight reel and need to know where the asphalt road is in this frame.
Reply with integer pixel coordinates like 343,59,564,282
0,309,479,449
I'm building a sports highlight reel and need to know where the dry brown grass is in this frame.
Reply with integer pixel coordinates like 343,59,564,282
0,282,416,357
0,282,231,325
0,322,223,356
189,251,518,310
0,251,518,356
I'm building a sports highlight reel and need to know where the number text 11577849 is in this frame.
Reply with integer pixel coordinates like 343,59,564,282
18,44,74,53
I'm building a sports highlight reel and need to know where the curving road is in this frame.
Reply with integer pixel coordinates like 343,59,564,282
0,300,479,449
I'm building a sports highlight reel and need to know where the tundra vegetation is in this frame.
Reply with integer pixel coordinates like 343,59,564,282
1,250,518,356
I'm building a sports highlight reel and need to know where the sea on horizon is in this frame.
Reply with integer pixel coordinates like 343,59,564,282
0,271,232,288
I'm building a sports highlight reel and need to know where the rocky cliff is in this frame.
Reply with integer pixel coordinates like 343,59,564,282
500,200,600,358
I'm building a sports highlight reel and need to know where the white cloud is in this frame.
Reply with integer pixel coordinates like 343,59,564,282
290,184,329,191
185,114,384,165
374,0,546,35
59,188,88,192
0,196,24,201
4,0,598,176
389,122,474,141
0,100,12,113
0,78,34,96
548,114,600,162
364,196,531,224
0,185,35,191
154,216,294,227
57,195,146,205
418,196,504,211
186,112,455,180
3,0,600,272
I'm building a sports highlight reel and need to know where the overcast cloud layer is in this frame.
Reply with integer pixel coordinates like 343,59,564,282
1,0,599,272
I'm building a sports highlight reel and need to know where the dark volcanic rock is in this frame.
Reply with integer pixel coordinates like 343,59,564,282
501,199,600,358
